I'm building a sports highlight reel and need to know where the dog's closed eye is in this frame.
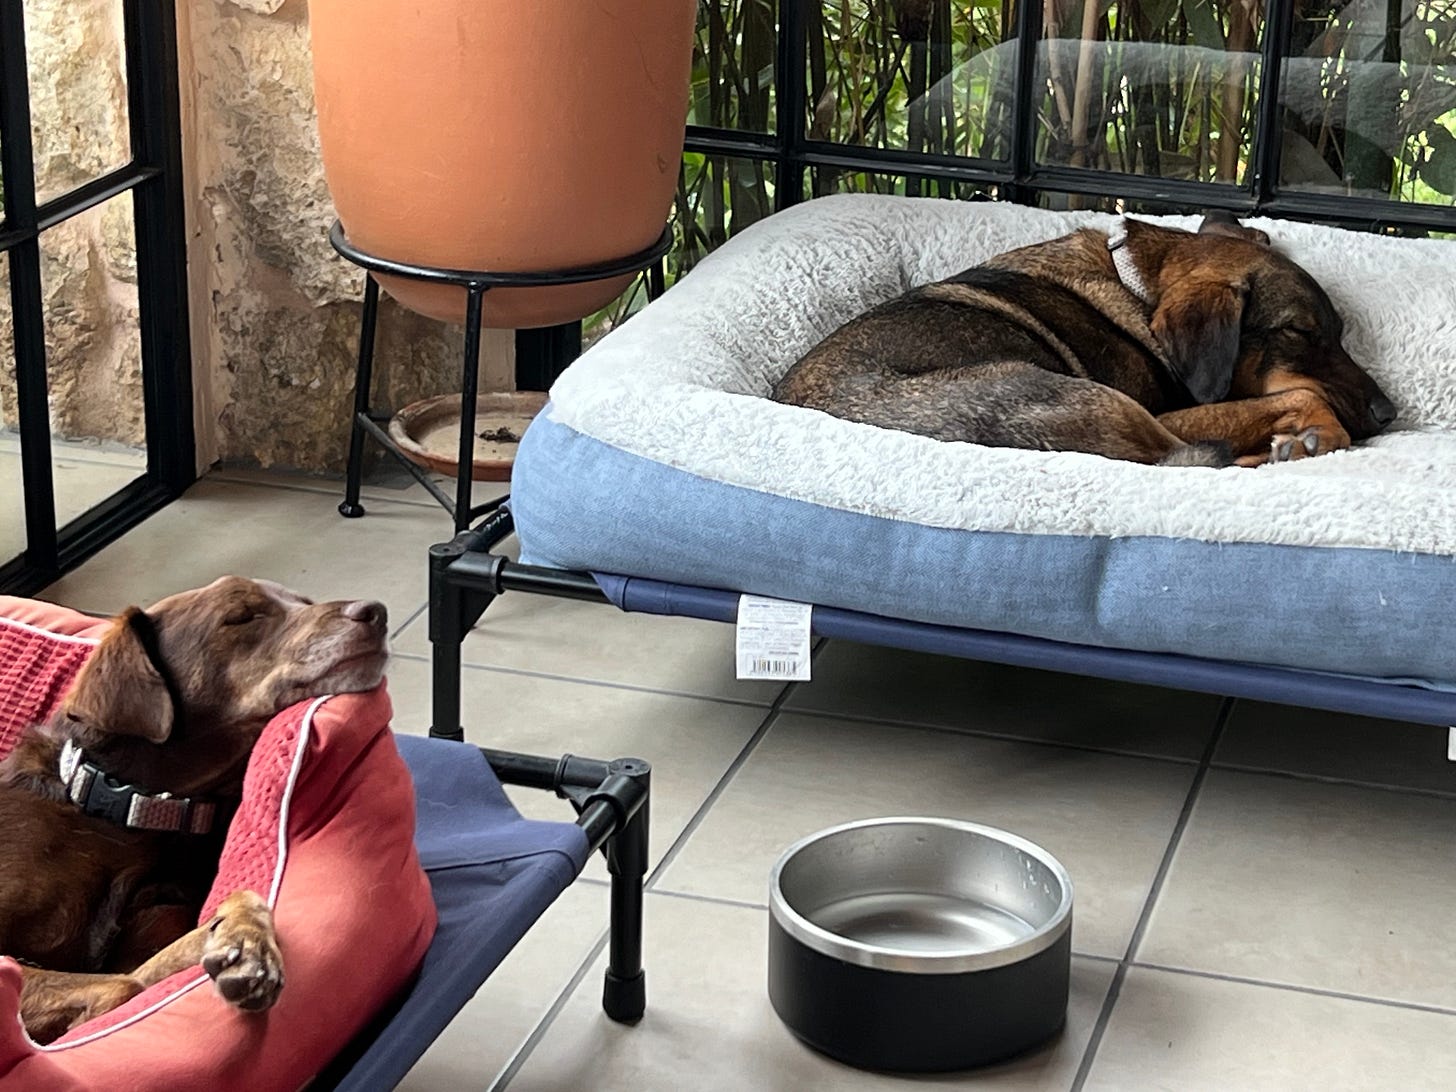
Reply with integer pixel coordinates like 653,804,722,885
222,607,261,626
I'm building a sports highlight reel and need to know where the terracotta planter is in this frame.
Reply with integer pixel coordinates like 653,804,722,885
309,0,695,327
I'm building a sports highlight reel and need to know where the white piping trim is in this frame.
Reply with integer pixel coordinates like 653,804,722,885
37,975,210,1051
32,694,328,1051
0,614,101,647
269,694,328,908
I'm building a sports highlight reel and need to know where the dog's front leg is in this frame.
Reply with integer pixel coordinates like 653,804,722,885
131,888,283,1013
18,889,282,1044
19,968,146,1044
1157,388,1350,465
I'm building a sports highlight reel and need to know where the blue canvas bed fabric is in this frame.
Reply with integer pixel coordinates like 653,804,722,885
333,736,589,1091
514,415,1456,705
509,195,1456,699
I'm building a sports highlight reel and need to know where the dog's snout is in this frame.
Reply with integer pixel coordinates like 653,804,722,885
343,599,387,629
1369,395,1397,429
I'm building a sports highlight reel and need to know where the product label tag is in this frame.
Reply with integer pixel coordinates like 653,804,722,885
735,595,812,681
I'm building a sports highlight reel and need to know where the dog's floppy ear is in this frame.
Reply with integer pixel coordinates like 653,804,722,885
1150,273,1247,404
1197,210,1270,247
62,608,175,744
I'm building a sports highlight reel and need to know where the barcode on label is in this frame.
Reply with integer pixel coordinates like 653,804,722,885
750,658,800,677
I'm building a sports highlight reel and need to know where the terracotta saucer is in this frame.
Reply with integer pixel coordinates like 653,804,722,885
387,391,548,482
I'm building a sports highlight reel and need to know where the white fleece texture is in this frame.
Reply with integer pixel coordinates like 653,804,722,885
548,194,1456,556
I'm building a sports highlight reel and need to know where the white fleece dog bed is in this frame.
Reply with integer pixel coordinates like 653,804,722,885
511,194,1456,689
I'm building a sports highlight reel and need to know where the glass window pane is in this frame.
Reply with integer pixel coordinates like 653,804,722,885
25,0,131,204
1037,0,1264,184
1033,189,1206,214
807,165,1000,199
584,154,777,344
0,255,23,564
807,0,1017,160
40,192,146,529
692,0,779,132
1279,0,1456,205
676,152,777,269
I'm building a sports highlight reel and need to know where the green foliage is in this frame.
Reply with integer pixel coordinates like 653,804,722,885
585,0,1455,341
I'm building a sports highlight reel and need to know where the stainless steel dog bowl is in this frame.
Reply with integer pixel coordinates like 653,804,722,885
768,817,1073,1072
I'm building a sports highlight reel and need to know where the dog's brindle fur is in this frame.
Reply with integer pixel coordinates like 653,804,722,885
773,213,1396,466
0,577,389,1043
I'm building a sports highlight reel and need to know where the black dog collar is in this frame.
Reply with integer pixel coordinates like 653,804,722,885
58,738,220,834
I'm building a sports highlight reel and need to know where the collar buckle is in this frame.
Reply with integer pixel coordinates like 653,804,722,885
58,739,218,836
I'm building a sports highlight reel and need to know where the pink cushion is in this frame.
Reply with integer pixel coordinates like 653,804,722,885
0,597,437,1090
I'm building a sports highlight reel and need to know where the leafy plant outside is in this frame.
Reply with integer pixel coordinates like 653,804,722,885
585,0,1455,342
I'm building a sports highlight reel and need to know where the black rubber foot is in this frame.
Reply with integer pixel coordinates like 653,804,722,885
603,969,645,1024
427,726,465,742
338,501,366,518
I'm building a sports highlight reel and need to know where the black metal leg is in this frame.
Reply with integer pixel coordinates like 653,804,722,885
602,759,651,1023
428,539,479,741
340,274,381,519
453,286,486,534
648,257,666,301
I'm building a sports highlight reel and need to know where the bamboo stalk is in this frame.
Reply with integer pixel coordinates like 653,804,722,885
1045,0,1076,131
1217,0,1257,182
1069,0,1104,168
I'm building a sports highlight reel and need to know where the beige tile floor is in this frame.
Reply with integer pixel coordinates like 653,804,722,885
36,468,1456,1091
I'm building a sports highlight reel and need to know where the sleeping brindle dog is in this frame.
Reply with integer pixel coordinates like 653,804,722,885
0,577,389,1043
774,212,1397,466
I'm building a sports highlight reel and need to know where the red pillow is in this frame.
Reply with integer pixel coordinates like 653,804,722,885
0,597,437,1090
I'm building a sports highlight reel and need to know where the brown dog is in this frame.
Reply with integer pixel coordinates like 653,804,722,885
0,577,389,1043
773,212,1396,466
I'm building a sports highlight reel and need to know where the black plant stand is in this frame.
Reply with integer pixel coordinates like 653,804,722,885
329,220,672,532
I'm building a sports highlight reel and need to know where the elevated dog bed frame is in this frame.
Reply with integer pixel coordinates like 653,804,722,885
424,505,1456,742
410,196,1456,742
322,736,650,1090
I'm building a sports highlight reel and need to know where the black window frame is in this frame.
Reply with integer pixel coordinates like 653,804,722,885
0,0,195,597
684,0,1456,236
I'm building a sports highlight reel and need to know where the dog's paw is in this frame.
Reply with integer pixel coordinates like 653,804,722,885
1238,425,1350,466
202,890,284,1013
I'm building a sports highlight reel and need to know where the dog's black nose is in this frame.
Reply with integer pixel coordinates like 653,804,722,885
1369,395,1397,428
343,600,387,629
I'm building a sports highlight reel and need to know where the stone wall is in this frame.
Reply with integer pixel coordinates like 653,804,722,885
5,0,512,472
0,0,145,447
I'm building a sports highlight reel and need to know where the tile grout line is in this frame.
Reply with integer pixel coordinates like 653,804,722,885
642,637,828,890
208,470,480,512
448,658,1456,799
1067,696,1235,1092
389,601,428,642
487,924,614,1092
489,645,820,1090
388,649,782,713
783,704,1205,767
645,886,771,914
1206,759,1456,803
1130,961,1456,1020
208,470,503,515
